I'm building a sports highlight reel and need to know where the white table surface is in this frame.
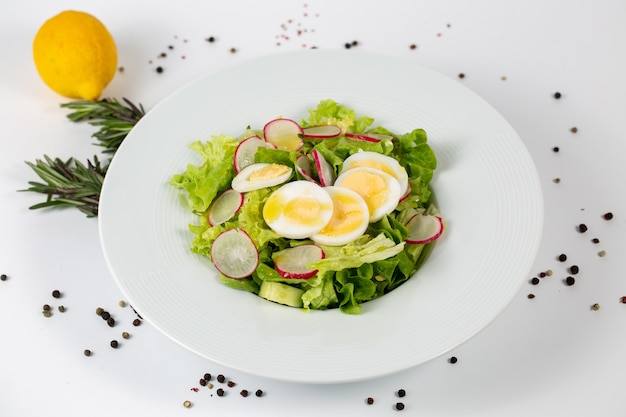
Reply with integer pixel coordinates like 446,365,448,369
1,0,625,415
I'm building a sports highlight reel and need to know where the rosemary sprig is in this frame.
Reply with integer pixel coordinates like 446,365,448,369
21,97,145,217
61,97,145,155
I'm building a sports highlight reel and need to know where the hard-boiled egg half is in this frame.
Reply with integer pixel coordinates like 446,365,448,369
311,186,369,246
231,163,292,193
334,167,401,223
262,181,334,239
341,151,409,196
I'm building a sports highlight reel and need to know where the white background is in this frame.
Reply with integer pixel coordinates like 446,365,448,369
1,0,625,415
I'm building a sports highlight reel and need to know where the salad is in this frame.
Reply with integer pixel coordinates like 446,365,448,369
170,99,443,314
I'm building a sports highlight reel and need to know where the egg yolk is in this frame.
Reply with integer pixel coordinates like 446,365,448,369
349,160,397,179
249,164,290,181
318,194,366,236
263,194,330,227
337,171,388,216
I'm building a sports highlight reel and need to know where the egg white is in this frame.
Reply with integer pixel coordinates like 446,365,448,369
231,163,292,193
262,181,334,239
311,186,369,246
334,167,401,222
341,151,409,196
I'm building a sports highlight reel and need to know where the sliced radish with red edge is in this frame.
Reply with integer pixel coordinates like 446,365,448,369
295,154,319,184
273,244,325,279
210,229,259,279
263,118,304,152
345,132,393,143
234,136,275,173
207,189,244,226
405,214,444,245
311,149,335,186
399,183,412,202
302,125,342,139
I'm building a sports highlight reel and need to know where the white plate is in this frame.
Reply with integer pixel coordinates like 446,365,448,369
99,49,543,384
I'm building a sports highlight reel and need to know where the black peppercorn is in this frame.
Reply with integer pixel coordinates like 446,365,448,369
366,397,374,405
449,356,458,364
554,92,562,99
217,374,226,383
227,381,236,387
133,318,141,326
203,373,211,381
240,390,249,397
110,340,119,348
395,402,405,410
107,317,115,327
255,389,264,397
83,349,92,357
578,223,588,233
0,274,7,281
216,388,225,397
565,276,575,286
397,389,406,397
569,265,579,275
199,379,207,386
558,253,567,262
531,277,540,285
603,212,614,220
52,290,61,298
101,311,111,320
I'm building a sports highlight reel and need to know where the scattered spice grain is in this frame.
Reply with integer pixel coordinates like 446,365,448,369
592,238,600,244
255,389,264,397
217,374,226,383
227,381,236,387
183,400,192,408
206,36,216,43
42,310,51,317
620,296,626,304
409,44,417,50
240,389,249,397
531,277,540,285
458,73,465,79
598,250,606,257
122,331,130,339
591,303,600,311
58,305,65,312
118,300,126,307
553,178,561,184
156,66,164,73
96,307,104,316
101,311,111,320
107,317,115,327
552,146,559,153
397,389,406,398
546,269,553,277
554,92,562,99
216,388,225,397
603,212,614,220
569,265,579,275
527,293,535,299
199,378,207,387
558,253,567,262
570,127,578,133
448,356,458,364
110,340,119,348
43,304,51,311
83,349,92,357
578,223,588,233
395,402,405,411
366,397,374,405
52,290,61,298
565,276,575,286
0,274,8,281
133,318,141,326
203,373,212,381
230,47,237,54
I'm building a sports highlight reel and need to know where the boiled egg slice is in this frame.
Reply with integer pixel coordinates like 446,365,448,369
311,186,369,246
262,180,334,239
334,167,401,223
231,163,292,193
341,151,409,196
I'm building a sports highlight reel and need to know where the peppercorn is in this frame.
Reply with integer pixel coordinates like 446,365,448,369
569,265,579,275
409,44,417,50
565,276,575,286
397,389,406,397
229,47,237,54
449,356,458,364
42,310,51,317
43,304,51,311
58,305,66,312
216,388,225,397
240,389,249,397
83,349,92,357
603,212,613,220
133,318,141,326
592,238,600,244
554,92,562,99
118,300,127,307
591,303,600,311
110,340,119,348
52,290,61,298
558,253,567,262
96,307,104,316
530,277,540,285
395,402,405,410
578,223,588,233
183,400,192,408
107,317,115,327
570,127,578,133
203,373,212,381
366,397,374,405
0,274,7,281
122,331,130,339
217,374,226,383
255,389,264,397
598,250,606,257
527,293,535,299
199,379,207,386
101,311,111,320
458,73,465,79
620,296,626,304
552,146,559,152
156,66,164,73
227,381,236,387
207,36,215,43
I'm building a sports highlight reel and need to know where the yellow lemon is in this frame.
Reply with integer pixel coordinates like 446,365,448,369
33,10,118,100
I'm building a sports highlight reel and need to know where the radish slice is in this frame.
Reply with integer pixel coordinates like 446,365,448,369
399,183,412,202
234,136,275,173
345,132,393,143
405,214,444,244
311,149,335,186
273,244,325,279
263,118,304,152
302,125,342,139
295,154,319,184
210,229,259,279
207,189,244,226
